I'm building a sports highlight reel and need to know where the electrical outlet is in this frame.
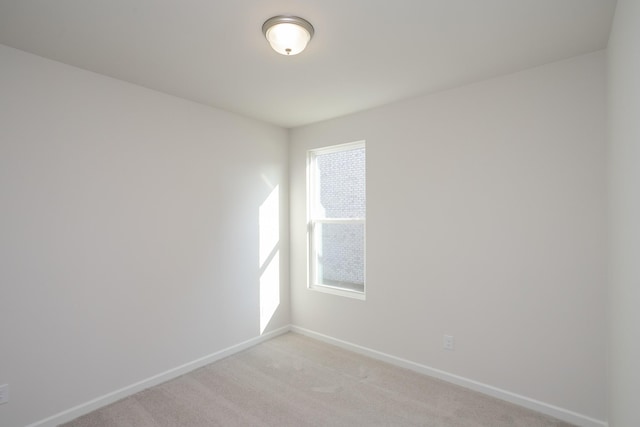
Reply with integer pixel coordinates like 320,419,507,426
0,384,8,404
443,335,455,351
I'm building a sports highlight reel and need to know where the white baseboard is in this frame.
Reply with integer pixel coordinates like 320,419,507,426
28,324,607,427
291,325,607,427
27,326,291,427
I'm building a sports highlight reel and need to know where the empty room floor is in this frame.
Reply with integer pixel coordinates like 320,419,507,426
61,333,573,427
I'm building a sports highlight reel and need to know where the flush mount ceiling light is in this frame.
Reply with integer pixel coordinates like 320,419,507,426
262,15,314,56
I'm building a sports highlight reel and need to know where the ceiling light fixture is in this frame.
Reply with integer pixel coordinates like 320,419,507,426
262,15,314,56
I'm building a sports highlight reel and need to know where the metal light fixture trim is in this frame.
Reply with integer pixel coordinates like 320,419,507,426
262,15,314,56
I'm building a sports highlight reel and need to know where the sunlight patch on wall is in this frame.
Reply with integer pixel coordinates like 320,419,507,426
260,250,280,334
259,185,280,334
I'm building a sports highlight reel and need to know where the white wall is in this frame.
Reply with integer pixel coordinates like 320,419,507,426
0,44,289,427
290,52,607,422
608,1,640,425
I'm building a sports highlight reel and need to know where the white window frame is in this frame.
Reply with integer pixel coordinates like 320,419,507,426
307,140,366,300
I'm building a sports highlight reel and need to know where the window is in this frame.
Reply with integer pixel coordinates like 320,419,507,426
308,141,365,298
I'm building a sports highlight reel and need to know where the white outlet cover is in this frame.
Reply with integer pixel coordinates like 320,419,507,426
443,335,455,351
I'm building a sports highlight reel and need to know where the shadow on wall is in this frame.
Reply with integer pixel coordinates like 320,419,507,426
259,179,280,334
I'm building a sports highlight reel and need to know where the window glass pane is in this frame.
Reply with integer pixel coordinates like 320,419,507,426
315,223,364,292
315,147,365,218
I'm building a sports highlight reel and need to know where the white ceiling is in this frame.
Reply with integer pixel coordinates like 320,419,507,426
0,0,616,128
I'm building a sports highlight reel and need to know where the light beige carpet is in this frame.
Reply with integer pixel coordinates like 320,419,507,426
60,332,574,427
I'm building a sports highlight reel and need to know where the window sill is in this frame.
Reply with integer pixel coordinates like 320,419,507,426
308,284,366,300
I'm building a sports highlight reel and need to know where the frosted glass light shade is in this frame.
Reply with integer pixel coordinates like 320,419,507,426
263,16,314,56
